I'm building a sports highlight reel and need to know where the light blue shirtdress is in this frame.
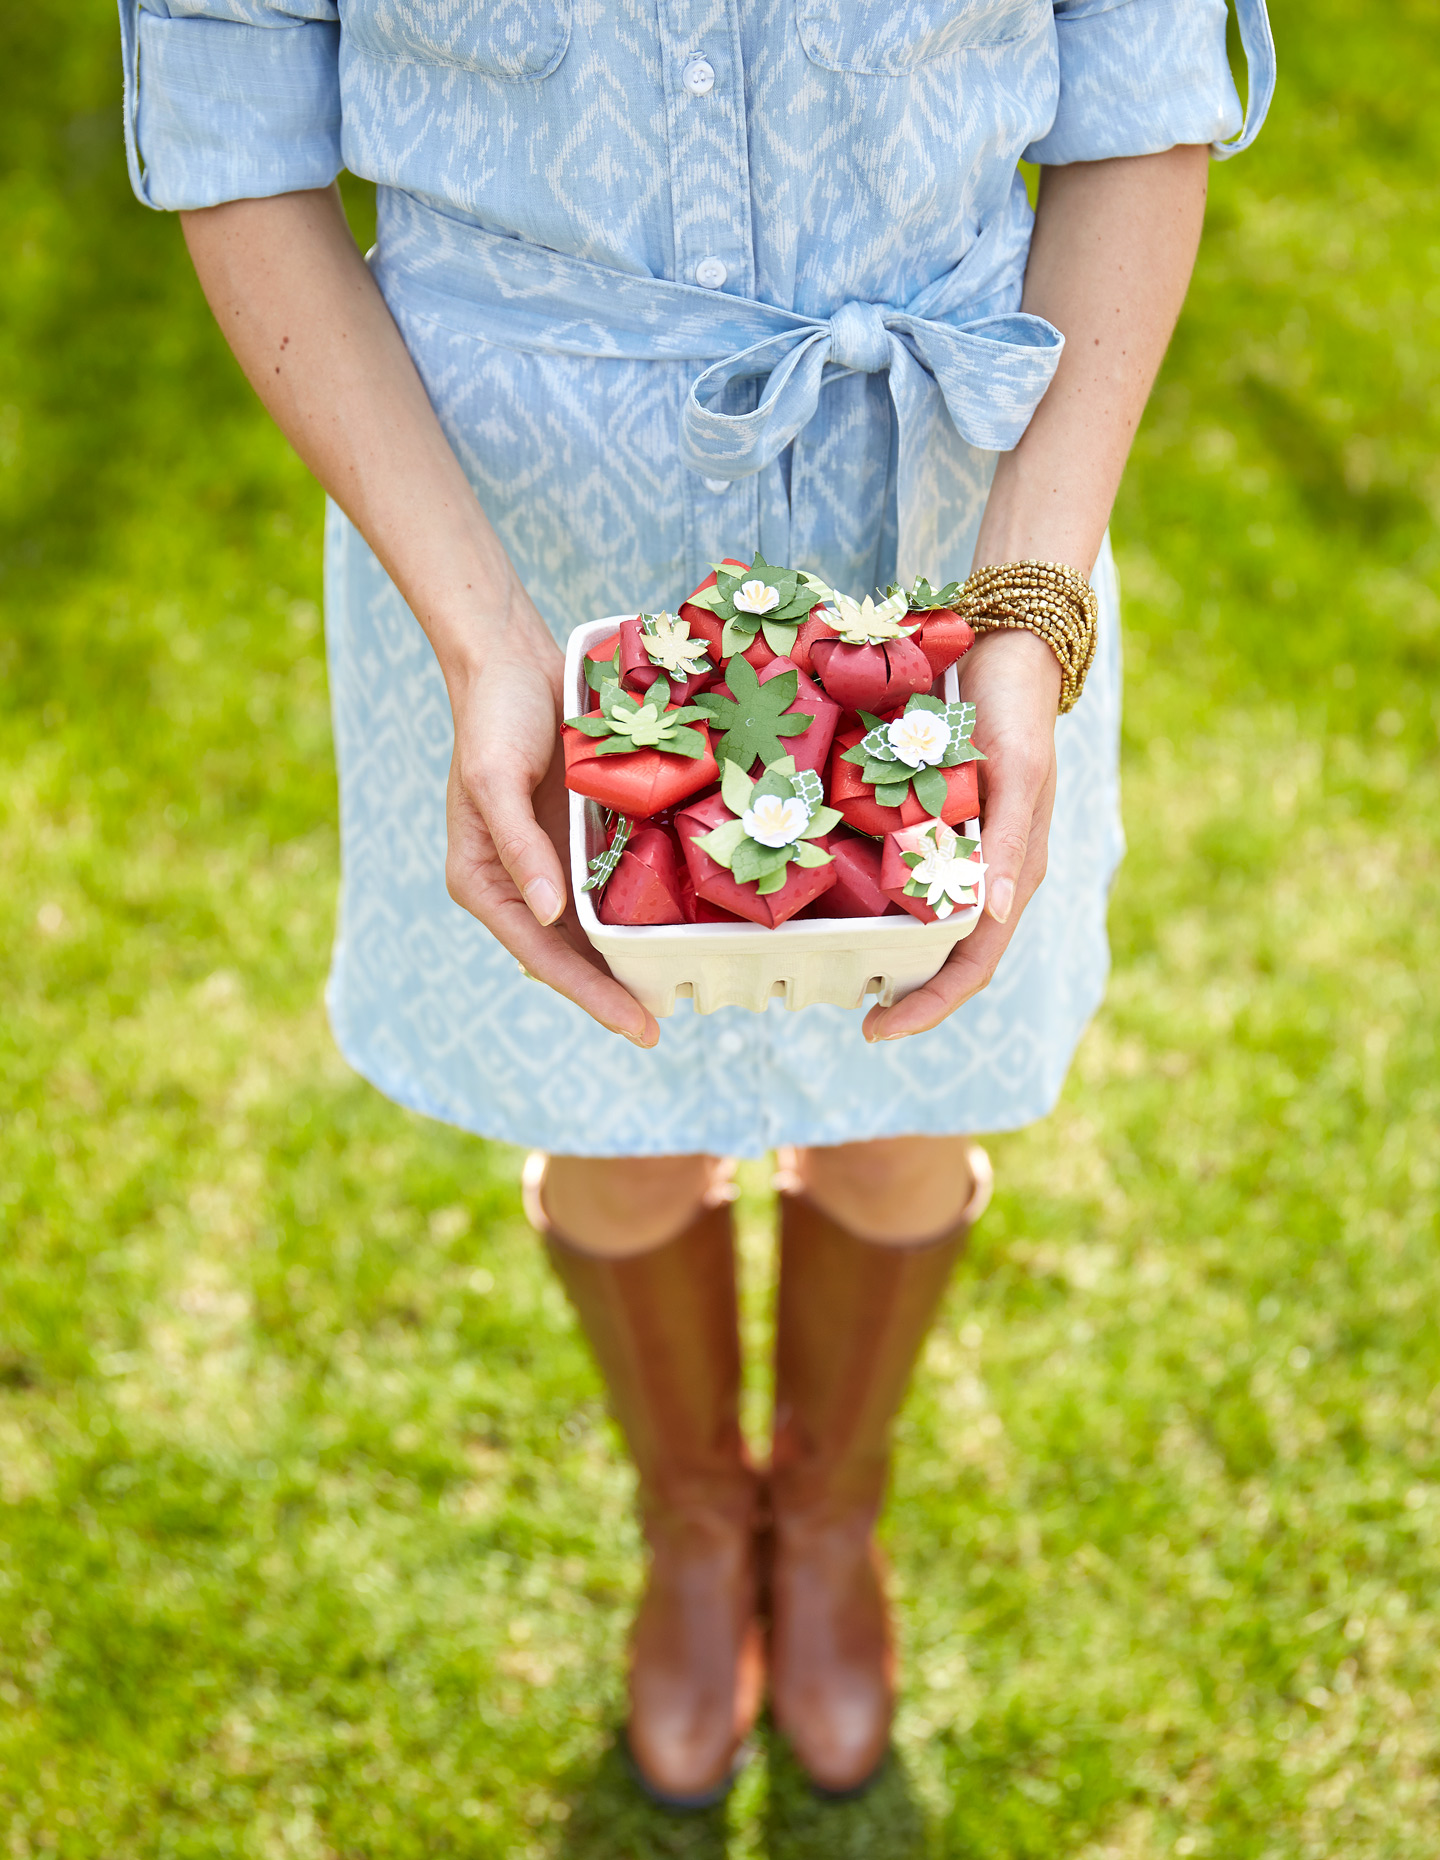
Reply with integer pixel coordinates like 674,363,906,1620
119,0,1274,1157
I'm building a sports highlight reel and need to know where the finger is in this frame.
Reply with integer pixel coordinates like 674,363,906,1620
863,781,1052,1042
862,910,1011,1042
470,763,570,929
472,882,661,1048
977,747,1044,929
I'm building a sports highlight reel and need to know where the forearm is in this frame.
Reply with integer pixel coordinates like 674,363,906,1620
974,144,1210,574
179,184,540,687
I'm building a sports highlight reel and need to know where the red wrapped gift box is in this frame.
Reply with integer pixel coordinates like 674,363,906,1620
798,832,899,919
562,719,720,817
880,822,984,923
826,722,979,837
597,825,686,926
675,790,838,928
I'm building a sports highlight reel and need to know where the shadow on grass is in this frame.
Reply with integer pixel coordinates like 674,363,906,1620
554,1720,929,1859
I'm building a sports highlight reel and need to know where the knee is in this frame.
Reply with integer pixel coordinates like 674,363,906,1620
790,1135,978,1245
534,1151,722,1257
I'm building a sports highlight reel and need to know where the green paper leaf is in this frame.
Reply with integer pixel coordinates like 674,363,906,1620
719,758,756,817
720,615,758,657
580,813,634,893
698,654,813,769
912,766,948,815
568,713,615,736
840,743,871,770
901,850,923,869
907,693,946,717
760,616,802,656
584,650,620,692
806,805,843,837
791,839,834,869
875,781,910,808
755,866,790,895
732,839,789,885
693,818,747,867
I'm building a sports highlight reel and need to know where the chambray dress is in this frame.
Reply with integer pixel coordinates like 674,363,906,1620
120,0,1273,1157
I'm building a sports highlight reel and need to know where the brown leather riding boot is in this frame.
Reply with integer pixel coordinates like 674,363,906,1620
526,1156,763,1810
767,1145,992,1796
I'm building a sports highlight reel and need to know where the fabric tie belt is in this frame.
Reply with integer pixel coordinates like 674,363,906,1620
375,188,1064,571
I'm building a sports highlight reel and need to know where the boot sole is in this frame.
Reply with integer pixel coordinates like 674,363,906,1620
622,1730,752,1814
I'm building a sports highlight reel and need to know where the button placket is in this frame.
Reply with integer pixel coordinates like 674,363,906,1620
658,0,753,301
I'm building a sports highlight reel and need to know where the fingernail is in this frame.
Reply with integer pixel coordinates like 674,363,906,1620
523,878,563,925
989,877,1014,925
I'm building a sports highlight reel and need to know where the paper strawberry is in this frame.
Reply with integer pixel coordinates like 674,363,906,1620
841,694,983,814
880,818,985,923
676,756,841,926
563,674,719,816
681,550,830,660
806,590,934,711
695,650,814,770
596,823,689,926
899,575,976,679
618,611,715,704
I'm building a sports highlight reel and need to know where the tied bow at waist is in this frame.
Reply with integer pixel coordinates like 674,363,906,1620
373,191,1067,573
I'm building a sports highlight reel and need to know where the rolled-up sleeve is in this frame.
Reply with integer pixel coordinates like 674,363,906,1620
120,0,342,210
1026,0,1273,165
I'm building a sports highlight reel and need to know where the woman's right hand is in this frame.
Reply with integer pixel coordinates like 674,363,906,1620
442,588,660,1048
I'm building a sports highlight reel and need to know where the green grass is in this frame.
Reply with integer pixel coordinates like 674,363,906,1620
2,3,1438,1853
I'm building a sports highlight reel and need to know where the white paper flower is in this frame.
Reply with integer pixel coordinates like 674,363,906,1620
907,820,984,919
732,579,782,615
885,709,950,769
826,590,916,645
742,793,811,848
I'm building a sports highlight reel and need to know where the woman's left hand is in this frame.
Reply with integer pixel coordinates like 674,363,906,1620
861,627,1060,1042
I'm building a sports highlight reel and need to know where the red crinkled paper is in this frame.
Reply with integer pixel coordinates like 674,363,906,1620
879,825,984,924
756,656,840,775
808,633,934,712
798,833,899,918
826,721,979,838
913,607,976,679
597,825,687,926
674,790,838,928
562,720,719,817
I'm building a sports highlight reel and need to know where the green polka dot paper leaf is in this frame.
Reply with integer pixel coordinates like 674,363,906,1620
566,674,711,758
692,755,841,896
840,692,984,809
695,651,813,770
580,813,633,894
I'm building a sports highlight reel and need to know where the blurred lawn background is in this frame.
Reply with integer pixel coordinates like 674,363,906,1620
2,4,1438,1855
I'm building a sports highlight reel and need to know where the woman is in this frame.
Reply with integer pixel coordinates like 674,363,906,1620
120,0,1273,1810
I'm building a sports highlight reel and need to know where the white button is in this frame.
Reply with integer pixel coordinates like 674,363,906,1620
716,1030,744,1058
703,476,730,495
682,56,716,96
695,256,728,290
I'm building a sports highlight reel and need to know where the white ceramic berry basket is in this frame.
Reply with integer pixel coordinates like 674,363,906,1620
565,615,985,1017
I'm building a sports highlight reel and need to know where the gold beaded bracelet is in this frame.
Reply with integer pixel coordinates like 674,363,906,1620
956,560,1099,714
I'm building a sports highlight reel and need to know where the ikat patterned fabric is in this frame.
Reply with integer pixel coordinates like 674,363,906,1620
119,0,1273,1155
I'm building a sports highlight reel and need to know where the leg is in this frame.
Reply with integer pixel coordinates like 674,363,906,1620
525,1152,763,1809
767,1134,992,1795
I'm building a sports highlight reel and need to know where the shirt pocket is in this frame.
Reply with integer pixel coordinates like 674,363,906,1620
346,0,571,84
796,0,1045,74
